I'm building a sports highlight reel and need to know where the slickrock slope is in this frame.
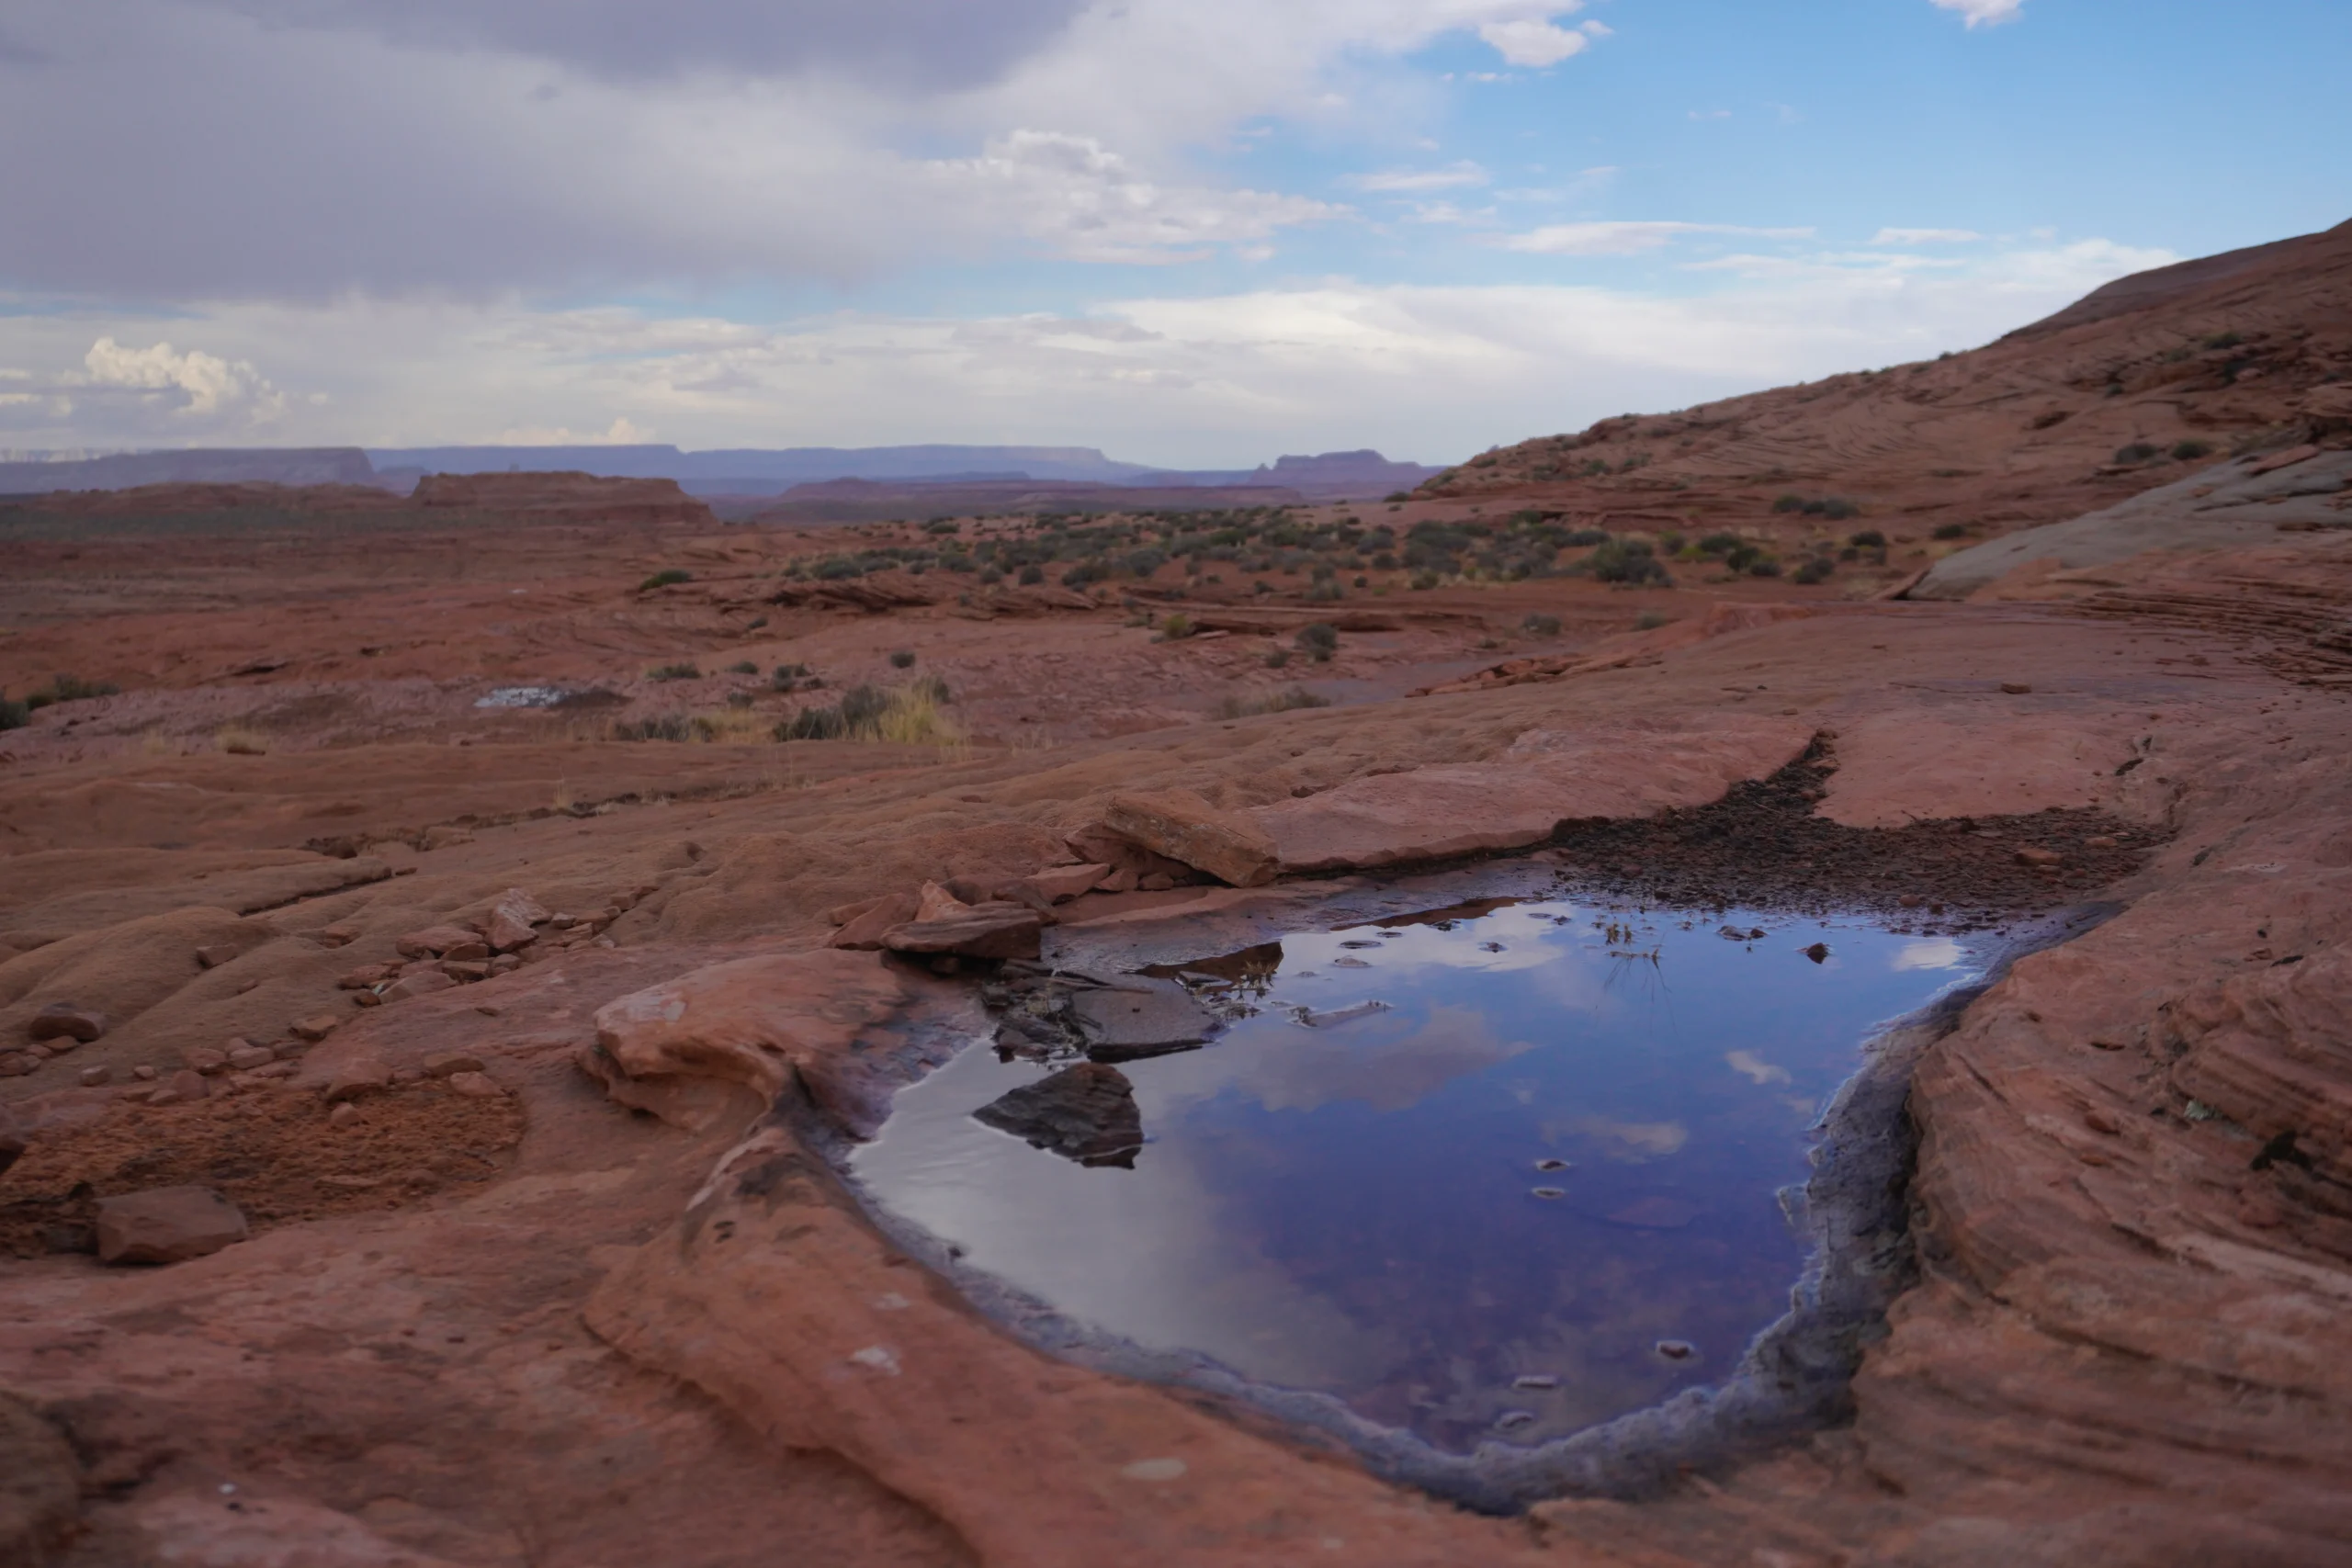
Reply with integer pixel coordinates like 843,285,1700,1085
1422,219,2352,548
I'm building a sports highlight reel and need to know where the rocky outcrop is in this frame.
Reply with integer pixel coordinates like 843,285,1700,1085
1099,789,1280,887
93,1185,249,1264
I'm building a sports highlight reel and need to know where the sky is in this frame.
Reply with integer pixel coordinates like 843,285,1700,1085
2,0,2346,468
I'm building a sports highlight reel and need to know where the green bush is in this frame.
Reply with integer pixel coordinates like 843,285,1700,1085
1792,558,1836,585
888,649,916,669
2114,443,2162,464
1017,564,1046,586
2171,440,2214,461
1932,522,1969,541
728,660,759,675
1696,532,1744,556
812,558,863,581
1295,623,1340,662
1847,529,1886,549
1521,613,1563,637
1384,491,1411,503
1265,647,1291,669
1747,558,1782,578
648,662,701,682
1409,570,1440,591
639,569,693,591
1586,539,1669,585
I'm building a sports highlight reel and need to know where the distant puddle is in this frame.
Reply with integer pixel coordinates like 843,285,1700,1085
851,897,1989,1456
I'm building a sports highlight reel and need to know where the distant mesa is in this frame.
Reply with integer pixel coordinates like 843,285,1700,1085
0,446,372,495
752,477,1309,524
411,470,714,526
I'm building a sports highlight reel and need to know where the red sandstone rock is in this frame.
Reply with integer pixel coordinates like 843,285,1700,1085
424,1052,486,1078
94,1187,248,1264
323,1057,392,1103
484,888,549,952
383,969,458,1003
396,925,483,961
446,1071,503,1100
827,892,919,951
881,904,1044,961
1099,789,1279,887
28,1006,107,1043
194,943,238,969
1021,863,1111,903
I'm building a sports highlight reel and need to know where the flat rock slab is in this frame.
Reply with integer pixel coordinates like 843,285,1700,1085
94,1186,248,1264
1250,716,1815,873
882,905,1043,961
1069,980,1215,1062
1102,789,1279,888
972,1063,1143,1168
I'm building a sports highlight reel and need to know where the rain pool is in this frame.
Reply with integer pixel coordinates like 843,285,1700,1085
850,897,1988,1454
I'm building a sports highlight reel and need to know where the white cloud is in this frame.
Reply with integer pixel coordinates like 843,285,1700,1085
1871,227,1985,245
0,236,2181,465
1929,0,2025,26
78,337,284,420
1495,220,1816,256
1477,17,1589,67
1345,161,1490,193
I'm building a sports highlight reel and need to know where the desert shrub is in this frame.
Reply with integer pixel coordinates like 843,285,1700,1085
1372,552,1398,570
1305,579,1344,602
924,518,961,534
812,557,863,581
1521,613,1563,637
2202,331,2242,351
1792,557,1836,585
1295,623,1340,662
1635,612,1669,631
1586,539,1670,585
21,673,120,710
648,662,701,682
0,694,29,730
727,660,758,675
1932,522,1969,541
1011,564,1042,586
1352,574,1369,589
216,725,270,755
1409,570,1440,591
726,692,755,709
978,567,1004,585
1772,494,1806,513
639,569,693,591
1214,686,1330,719
1696,532,1743,556
910,674,953,705
778,683,888,740
1747,557,1782,578
2114,443,2162,465
1384,491,1411,502
1566,528,1611,547
888,649,917,669
2171,440,2214,461
613,715,691,742
1159,613,1193,639
771,661,810,688
1265,647,1291,669
1847,529,1886,549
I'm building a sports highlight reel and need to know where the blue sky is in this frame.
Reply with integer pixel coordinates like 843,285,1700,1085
2,0,2345,466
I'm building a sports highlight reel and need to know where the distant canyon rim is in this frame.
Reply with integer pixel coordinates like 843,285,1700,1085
1,220,2349,1566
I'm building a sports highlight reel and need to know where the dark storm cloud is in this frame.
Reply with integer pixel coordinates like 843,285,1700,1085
206,0,1091,87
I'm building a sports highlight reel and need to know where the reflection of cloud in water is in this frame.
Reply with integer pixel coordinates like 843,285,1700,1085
1543,1113,1690,1160
1893,938,1965,972
1725,1050,1791,1087
1200,1004,1535,1115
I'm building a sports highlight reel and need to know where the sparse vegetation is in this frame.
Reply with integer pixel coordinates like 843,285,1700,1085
1521,613,1563,637
0,693,29,730
1773,495,1861,521
1635,612,1670,631
727,660,759,675
639,569,693,591
1158,613,1193,639
775,682,959,745
2172,440,2214,461
1582,538,1670,585
216,725,270,755
888,649,917,669
18,673,121,711
1295,623,1340,662
1932,522,1970,541
2114,443,2163,465
1792,557,1836,585
1213,687,1331,719
648,662,701,682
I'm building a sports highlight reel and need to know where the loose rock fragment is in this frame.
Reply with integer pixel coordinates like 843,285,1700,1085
424,1052,487,1078
972,1063,1144,1168
325,1056,393,1103
445,1070,504,1100
289,1015,341,1043
1100,789,1281,887
94,1186,249,1265
29,1006,107,1043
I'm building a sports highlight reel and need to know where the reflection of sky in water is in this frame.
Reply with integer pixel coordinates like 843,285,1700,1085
851,900,1983,1452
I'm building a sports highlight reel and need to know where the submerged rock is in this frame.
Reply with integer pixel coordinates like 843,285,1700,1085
972,1063,1144,1168
1069,979,1214,1063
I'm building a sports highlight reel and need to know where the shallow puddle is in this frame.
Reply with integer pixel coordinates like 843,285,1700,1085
851,897,1989,1454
